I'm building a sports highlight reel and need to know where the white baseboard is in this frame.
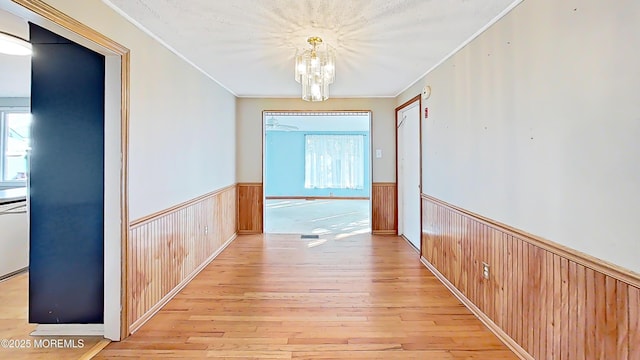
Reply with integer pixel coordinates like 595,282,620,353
31,324,104,336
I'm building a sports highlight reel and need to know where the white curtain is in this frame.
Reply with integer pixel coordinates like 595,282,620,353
304,134,364,189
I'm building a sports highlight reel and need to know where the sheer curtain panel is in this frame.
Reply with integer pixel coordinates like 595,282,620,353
304,134,364,190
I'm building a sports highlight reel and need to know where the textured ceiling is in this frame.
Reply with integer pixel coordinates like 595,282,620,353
104,0,519,98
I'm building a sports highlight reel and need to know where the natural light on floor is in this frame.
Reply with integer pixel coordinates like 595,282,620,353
264,199,370,237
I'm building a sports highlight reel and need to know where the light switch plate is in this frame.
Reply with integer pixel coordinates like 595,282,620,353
375,149,382,158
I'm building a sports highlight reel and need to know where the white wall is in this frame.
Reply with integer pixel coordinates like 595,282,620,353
398,0,640,273
40,0,237,221
0,9,30,98
237,97,396,183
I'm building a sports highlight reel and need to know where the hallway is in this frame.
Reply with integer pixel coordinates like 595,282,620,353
96,234,516,359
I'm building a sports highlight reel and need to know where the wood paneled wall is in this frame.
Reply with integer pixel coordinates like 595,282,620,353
421,195,640,360
372,182,397,234
237,183,263,234
127,185,237,333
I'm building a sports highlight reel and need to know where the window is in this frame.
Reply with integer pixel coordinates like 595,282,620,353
304,134,364,189
0,110,31,185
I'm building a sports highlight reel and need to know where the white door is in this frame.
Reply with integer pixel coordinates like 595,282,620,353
397,102,421,250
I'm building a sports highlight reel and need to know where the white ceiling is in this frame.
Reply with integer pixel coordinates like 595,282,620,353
0,1,520,99
104,0,519,98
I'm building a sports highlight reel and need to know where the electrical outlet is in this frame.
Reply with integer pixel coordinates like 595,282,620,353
482,262,490,280
204,226,208,235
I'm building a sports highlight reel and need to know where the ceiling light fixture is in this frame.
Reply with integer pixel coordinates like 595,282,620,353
0,31,32,56
295,36,335,102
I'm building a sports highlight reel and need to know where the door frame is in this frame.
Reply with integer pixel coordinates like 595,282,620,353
395,95,422,254
261,110,373,234
0,0,130,340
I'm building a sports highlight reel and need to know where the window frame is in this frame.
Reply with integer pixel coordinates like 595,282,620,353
0,107,30,188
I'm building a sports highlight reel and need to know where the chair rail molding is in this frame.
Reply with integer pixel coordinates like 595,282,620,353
421,194,640,359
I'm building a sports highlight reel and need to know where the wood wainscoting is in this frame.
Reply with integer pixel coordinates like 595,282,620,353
421,194,640,360
127,185,237,334
372,182,397,234
237,183,263,234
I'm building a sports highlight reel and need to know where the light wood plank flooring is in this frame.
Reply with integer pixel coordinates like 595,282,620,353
0,272,108,360
97,234,517,359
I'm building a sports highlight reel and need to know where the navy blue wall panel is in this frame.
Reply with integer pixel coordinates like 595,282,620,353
29,24,105,324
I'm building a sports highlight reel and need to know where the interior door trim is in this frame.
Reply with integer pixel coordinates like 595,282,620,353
395,95,422,256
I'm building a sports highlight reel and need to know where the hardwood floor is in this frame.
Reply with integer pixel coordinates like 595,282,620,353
97,234,517,359
0,272,108,360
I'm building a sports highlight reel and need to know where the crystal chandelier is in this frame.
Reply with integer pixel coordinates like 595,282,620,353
295,36,335,102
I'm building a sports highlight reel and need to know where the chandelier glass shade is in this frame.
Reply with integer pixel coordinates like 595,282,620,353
295,36,335,102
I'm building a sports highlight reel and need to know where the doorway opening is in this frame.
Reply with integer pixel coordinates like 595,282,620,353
263,111,372,237
0,2,129,343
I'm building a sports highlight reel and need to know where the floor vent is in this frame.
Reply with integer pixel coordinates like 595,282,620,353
301,234,320,239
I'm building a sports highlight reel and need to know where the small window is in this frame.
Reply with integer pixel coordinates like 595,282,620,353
304,134,364,190
1,110,31,184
